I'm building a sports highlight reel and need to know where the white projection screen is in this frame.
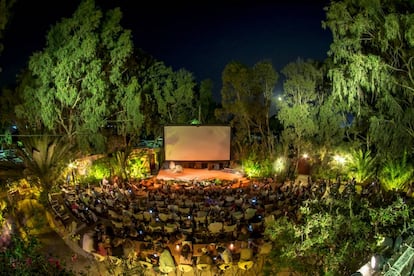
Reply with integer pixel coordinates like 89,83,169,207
164,125,231,161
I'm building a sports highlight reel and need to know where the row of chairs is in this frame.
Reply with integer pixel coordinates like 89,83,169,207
138,260,255,276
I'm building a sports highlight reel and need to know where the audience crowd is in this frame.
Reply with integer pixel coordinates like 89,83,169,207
50,173,399,275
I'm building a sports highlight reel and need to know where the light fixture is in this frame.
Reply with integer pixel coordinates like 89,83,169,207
333,155,346,164
370,254,385,271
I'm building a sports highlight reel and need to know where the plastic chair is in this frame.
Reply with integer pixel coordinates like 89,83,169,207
91,252,106,262
238,260,254,271
219,262,234,275
196,263,212,276
208,222,223,234
178,264,194,275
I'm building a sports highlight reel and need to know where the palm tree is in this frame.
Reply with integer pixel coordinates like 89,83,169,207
17,135,75,192
346,149,377,185
379,151,413,192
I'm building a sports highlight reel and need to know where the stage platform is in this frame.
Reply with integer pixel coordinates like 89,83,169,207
155,168,247,183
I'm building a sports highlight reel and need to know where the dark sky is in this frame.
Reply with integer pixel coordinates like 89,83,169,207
0,0,332,101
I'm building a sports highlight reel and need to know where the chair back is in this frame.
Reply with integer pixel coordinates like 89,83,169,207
208,222,223,233
197,263,211,271
178,264,194,272
238,260,254,270
139,260,153,269
219,263,232,271
223,224,237,233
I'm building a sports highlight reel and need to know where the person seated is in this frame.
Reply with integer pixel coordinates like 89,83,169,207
256,238,272,255
238,225,251,241
156,244,176,274
179,244,193,265
96,242,108,256
197,248,213,266
217,246,233,264
111,237,124,257
239,241,253,261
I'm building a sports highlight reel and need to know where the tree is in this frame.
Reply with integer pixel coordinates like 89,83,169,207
379,151,414,192
142,61,196,132
323,0,414,157
251,61,279,154
17,135,74,193
265,197,378,275
195,79,218,124
217,60,278,160
346,148,377,185
15,0,137,152
277,59,322,173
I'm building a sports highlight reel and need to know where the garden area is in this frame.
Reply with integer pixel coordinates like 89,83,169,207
0,0,413,275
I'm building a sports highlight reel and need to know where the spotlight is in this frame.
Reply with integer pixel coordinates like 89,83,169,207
370,254,385,271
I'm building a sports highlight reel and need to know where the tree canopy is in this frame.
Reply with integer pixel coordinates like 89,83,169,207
15,0,138,152
217,60,278,160
323,0,414,157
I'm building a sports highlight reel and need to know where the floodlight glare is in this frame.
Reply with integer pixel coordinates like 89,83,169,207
370,254,385,271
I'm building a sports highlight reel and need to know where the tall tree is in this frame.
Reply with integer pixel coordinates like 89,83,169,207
323,0,414,157
251,61,279,154
217,60,278,160
195,79,218,124
15,0,137,152
277,59,322,172
147,62,196,127
217,61,252,160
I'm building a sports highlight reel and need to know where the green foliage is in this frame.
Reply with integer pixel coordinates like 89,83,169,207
379,151,414,191
82,157,111,182
0,129,12,148
265,197,379,275
217,60,278,159
242,153,274,178
126,149,150,179
115,150,128,180
148,62,196,125
17,136,74,192
278,59,325,166
346,149,377,185
195,79,217,125
15,0,136,152
0,234,75,275
323,0,414,157
368,195,414,237
264,216,305,275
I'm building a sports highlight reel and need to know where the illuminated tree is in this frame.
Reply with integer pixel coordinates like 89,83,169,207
251,61,279,154
17,135,74,192
379,151,413,191
217,61,252,159
277,59,322,172
217,60,278,159
323,0,414,157
15,0,137,152
265,197,378,275
346,149,377,185
144,61,196,129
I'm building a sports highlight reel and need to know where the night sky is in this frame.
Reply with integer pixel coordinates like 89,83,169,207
0,0,332,101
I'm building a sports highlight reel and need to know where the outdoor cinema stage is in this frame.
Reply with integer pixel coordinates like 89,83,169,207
155,168,247,182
